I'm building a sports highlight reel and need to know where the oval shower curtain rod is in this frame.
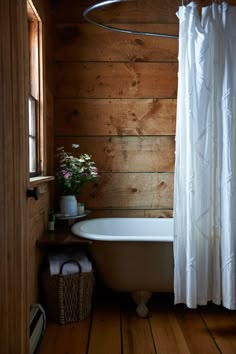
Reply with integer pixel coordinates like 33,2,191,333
83,0,179,39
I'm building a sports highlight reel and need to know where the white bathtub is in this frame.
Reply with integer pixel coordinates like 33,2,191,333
72,218,174,316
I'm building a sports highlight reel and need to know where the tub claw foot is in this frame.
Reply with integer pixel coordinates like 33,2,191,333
131,291,152,318
136,303,149,318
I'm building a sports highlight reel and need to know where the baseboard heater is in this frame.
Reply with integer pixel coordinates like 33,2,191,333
30,304,46,354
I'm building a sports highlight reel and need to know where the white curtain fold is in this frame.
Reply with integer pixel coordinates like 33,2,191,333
174,2,236,309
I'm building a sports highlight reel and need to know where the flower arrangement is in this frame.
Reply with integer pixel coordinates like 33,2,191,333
55,144,99,196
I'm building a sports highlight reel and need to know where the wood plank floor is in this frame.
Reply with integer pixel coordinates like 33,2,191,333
38,289,236,354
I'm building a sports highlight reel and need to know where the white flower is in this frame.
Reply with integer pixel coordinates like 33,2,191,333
55,145,99,196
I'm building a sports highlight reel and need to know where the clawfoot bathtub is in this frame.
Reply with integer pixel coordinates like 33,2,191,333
72,218,174,317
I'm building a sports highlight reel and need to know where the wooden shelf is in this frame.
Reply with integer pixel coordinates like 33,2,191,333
37,209,92,247
37,230,91,246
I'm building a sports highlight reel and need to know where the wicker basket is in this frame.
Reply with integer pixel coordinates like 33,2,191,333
42,260,94,324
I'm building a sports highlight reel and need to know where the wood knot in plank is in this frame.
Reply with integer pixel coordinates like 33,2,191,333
131,188,138,193
134,39,144,46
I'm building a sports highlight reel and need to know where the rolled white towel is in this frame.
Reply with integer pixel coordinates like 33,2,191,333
60,261,81,276
48,249,92,276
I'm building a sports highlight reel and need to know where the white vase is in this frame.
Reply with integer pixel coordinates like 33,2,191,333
60,195,77,216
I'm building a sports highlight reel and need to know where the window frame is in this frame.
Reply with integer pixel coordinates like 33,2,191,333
27,0,44,177
28,94,39,176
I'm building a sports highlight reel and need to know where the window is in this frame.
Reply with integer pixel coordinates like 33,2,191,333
28,95,37,173
27,0,43,177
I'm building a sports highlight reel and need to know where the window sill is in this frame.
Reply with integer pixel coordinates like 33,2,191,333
30,175,54,186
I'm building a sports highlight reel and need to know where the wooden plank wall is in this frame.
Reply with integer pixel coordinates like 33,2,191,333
28,0,54,307
53,0,236,217
0,0,54,352
0,0,28,353
53,0,179,218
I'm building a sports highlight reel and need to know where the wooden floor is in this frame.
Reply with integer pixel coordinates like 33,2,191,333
38,288,236,354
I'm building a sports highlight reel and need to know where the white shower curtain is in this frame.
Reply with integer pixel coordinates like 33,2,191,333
174,2,236,309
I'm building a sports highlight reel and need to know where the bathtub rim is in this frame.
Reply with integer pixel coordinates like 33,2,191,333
71,217,174,242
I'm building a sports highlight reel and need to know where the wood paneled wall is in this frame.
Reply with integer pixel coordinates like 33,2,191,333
0,0,28,352
0,0,53,352
28,0,54,307
53,0,179,217
28,181,50,306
